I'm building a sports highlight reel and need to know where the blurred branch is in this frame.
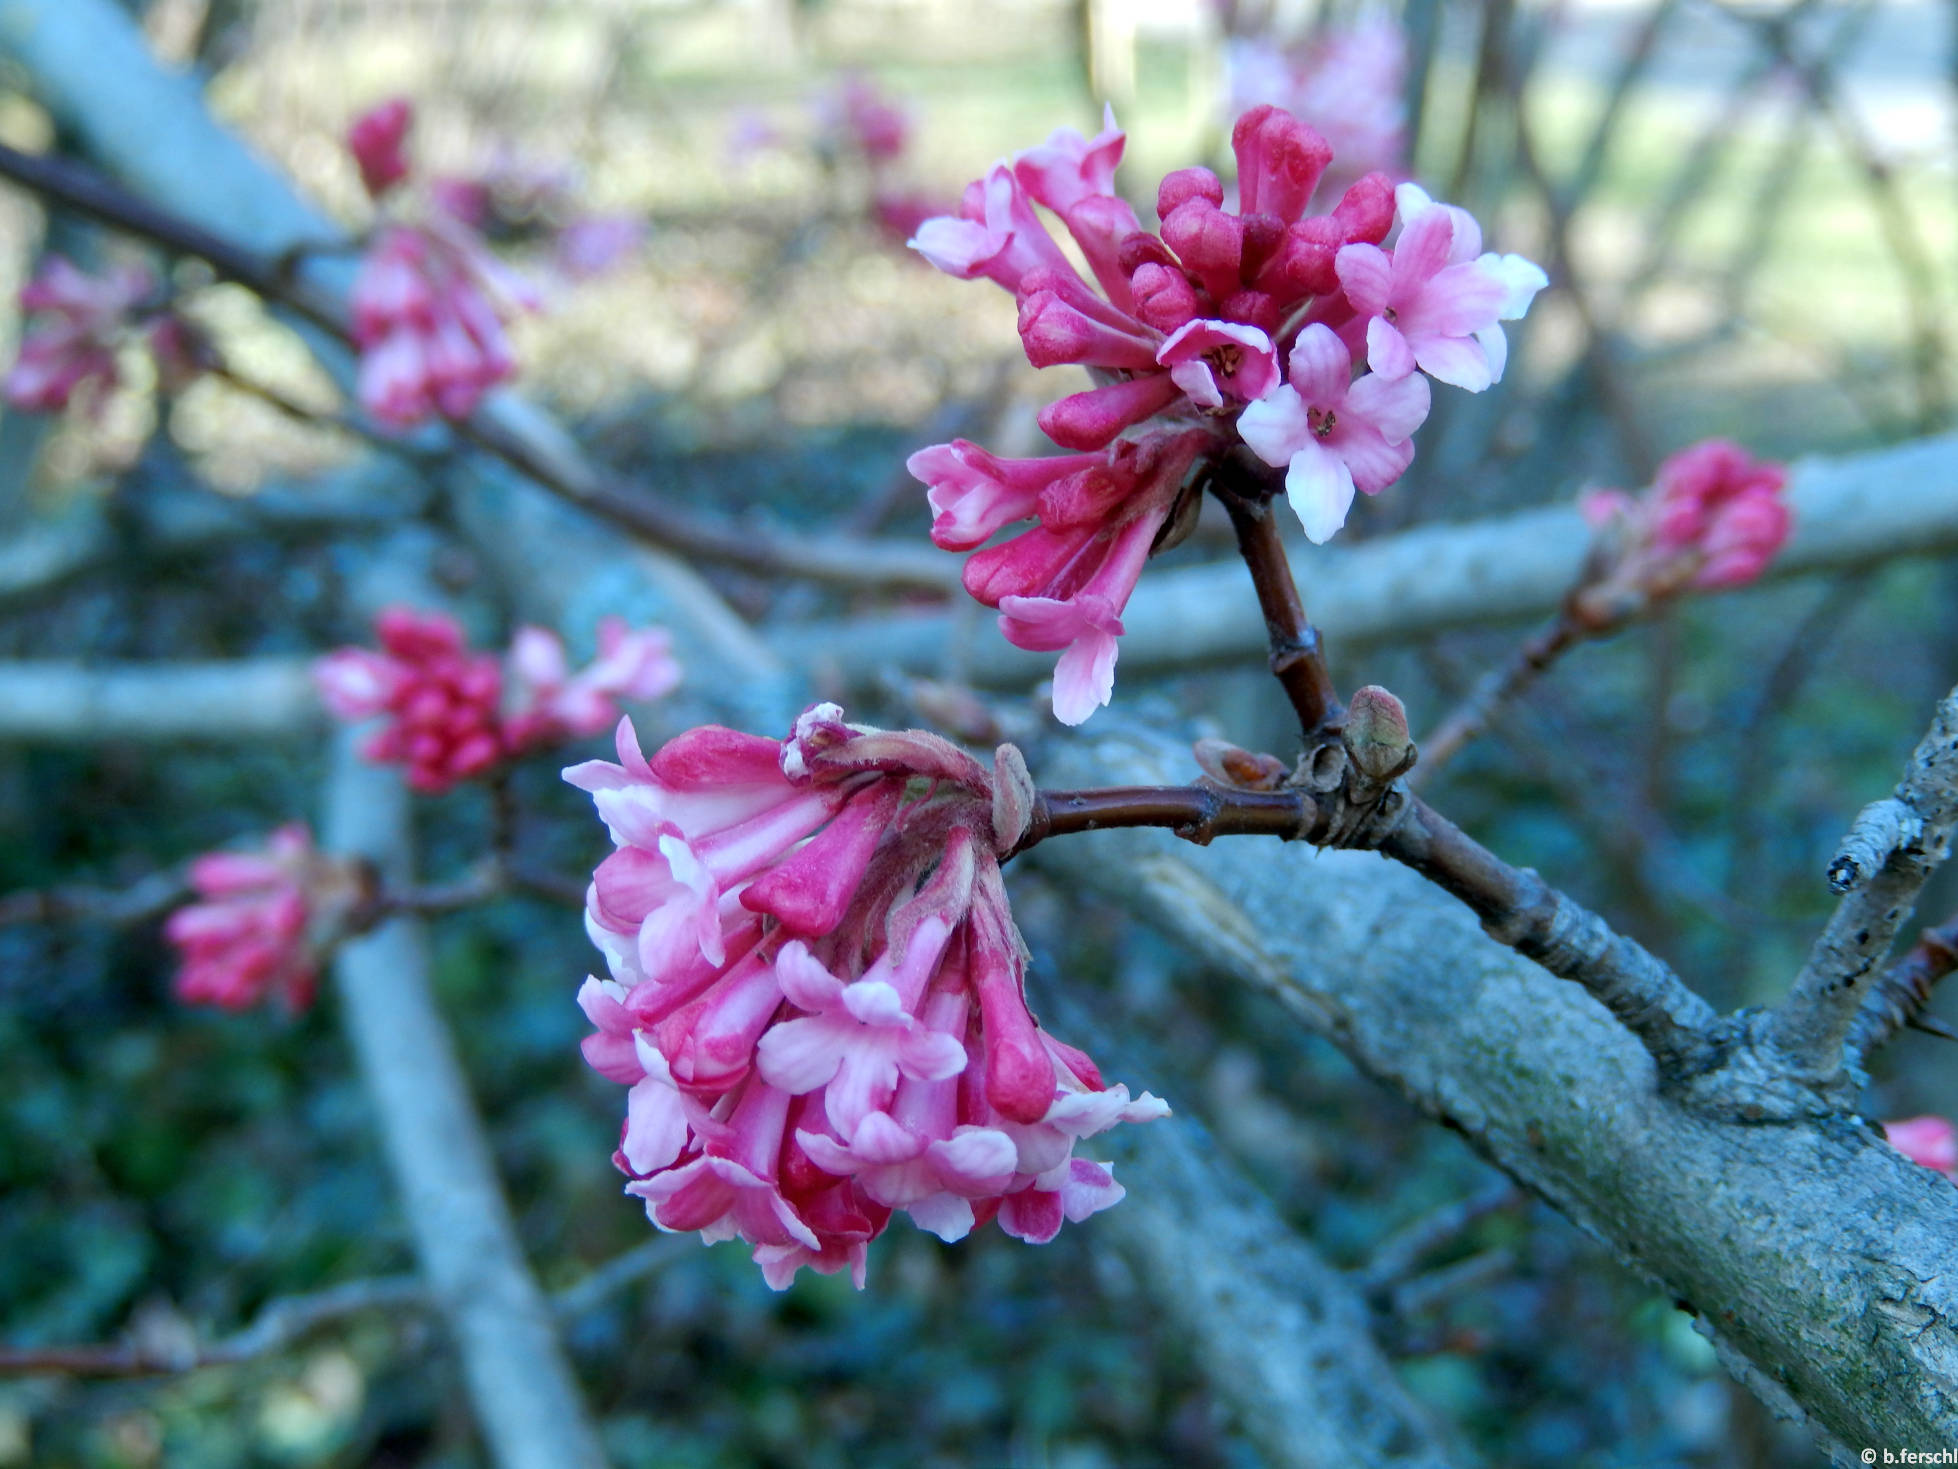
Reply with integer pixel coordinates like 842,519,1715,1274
0,658,317,741
1412,612,1582,785
323,730,608,1469
1765,685,1958,1086
0,1236,688,1380
1355,1181,1523,1296
0,868,185,927
781,430,1958,687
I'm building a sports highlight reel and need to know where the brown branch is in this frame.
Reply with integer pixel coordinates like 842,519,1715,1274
1847,912,1958,1064
1765,684,1958,1086
0,141,957,595
1412,611,1584,785
1207,453,1345,742
1014,776,1716,1071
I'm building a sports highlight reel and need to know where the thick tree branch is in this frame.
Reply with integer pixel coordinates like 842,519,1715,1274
778,429,1958,687
1765,684,1958,1084
1025,724,1958,1459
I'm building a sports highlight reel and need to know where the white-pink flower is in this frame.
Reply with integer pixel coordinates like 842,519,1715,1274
1238,323,1431,542
1154,318,1280,409
1334,183,1545,392
504,617,681,749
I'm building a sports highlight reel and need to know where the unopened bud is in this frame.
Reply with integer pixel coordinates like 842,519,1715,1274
1343,686,1416,782
1193,736,1289,791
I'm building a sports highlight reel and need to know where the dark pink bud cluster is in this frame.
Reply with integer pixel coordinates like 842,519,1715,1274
165,824,321,1012
343,100,550,428
830,75,910,165
2,257,158,413
348,97,414,199
315,608,678,793
911,105,1398,451
908,105,1546,720
1576,439,1791,622
569,703,1165,1289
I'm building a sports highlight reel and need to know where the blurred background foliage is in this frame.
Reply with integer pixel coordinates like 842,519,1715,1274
2,0,1956,1463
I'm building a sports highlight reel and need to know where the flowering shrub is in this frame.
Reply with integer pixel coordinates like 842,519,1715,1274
315,607,679,792
165,825,326,1012
570,705,1166,1288
907,104,1546,724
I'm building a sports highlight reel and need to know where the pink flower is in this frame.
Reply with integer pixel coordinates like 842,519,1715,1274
504,618,681,751
1573,440,1792,622
320,608,681,790
907,105,1536,719
315,607,505,793
1155,318,1279,408
1225,21,1408,194
349,98,414,198
3,257,152,413
1886,1116,1958,1179
1335,183,1546,392
165,825,320,1012
350,222,535,428
831,76,910,165
569,707,1167,1286
916,428,1210,725
1237,322,1431,542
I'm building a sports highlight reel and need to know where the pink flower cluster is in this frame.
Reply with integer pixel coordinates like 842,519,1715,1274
1576,439,1792,621
165,824,320,1011
4,257,160,413
907,105,1545,722
315,608,679,793
570,704,1166,1288
344,99,542,428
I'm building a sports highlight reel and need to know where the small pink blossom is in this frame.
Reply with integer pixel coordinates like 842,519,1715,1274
1886,1116,1958,1179
1238,322,1431,542
349,98,414,198
1335,183,1546,392
165,824,320,1012
1155,317,1279,408
570,708,1167,1287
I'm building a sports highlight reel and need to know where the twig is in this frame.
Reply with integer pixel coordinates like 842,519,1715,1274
0,868,186,927
1412,613,1582,785
1847,912,1958,1064
1016,777,1715,1072
1765,685,1958,1085
1356,1180,1523,1294
0,140,958,595
0,1235,687,1380
1207,452,1345,742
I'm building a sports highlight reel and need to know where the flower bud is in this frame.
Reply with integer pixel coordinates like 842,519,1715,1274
1342,685,1415,781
